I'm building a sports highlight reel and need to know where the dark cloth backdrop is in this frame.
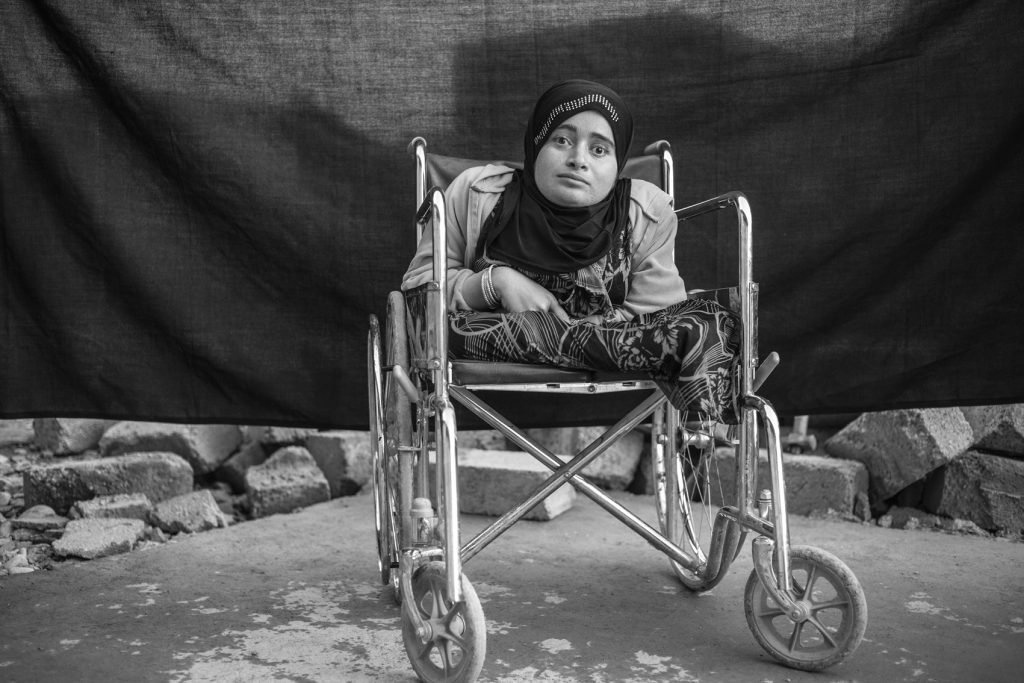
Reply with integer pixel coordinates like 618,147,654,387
2,1,1023,428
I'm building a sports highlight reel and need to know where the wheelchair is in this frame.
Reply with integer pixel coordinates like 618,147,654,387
367,137,868,682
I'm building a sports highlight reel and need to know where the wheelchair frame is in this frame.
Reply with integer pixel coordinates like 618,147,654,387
367,137,867,681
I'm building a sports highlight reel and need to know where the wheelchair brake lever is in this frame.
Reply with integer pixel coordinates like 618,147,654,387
752,351,780,393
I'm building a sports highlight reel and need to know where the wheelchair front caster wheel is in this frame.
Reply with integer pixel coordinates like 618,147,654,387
744,545,867,671
401,561,486,683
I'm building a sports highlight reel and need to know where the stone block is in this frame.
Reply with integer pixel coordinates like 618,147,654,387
33,418,117,455
245,446,330,518
150,490,228,534
304,431,372,498
243,426,318,455
214,439,268,494
52,518,146,559
824,408,973,505
23,452,193,515
100,422,242,475
923,451,1024,532
708,448,869,518
961,404,1024,456
523,426,644,490
434,449,575,521
71,493,153,522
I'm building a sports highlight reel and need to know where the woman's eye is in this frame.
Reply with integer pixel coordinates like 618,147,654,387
592,145,608,157
553,135,571,146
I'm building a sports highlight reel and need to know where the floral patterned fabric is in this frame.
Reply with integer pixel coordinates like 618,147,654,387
448,296,741,423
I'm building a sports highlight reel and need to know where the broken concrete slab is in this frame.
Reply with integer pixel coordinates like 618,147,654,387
32,418,117,455
304,430,372,498
52,518,146,560
23,452,193,515
245,446,330,519
70,493,154,522
523,426,644,490
150,490,228,534
824,408,973,506
961,404,1024,456
923,450,1024,533
435,449,576,521
708,448,869,518
99,422,242,475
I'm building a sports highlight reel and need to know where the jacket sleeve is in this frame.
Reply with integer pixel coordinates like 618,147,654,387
620,186,688,320
400,168,481,311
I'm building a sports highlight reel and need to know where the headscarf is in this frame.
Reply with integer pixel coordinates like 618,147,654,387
480,80,634,275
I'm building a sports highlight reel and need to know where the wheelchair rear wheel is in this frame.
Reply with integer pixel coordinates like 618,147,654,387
401,561,486,683
655,408,739,591
744,545,867,671
368,315,400,590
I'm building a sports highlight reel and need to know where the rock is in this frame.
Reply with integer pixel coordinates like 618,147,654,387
23,452,193,515
961,404,1024,456
824,408,973,508
304,431,372,498
150,490,227,534
523,426,644,490
243,426,317,455
244,446,330,518
99,422,242,475
923,451,1024,532
707,449,869,518
52,518,146,559
11,504,69,532
214,439,268,494
33,418,117,455
436,449,575,521
70,493,154,522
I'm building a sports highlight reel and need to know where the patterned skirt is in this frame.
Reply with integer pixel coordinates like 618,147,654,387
448,298,742,423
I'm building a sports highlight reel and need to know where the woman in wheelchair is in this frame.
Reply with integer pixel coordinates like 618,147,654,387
402,79,739,420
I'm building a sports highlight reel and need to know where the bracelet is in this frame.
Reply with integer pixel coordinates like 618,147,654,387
481,264,499,309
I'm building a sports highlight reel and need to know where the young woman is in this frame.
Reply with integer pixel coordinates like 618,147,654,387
402,80,739,420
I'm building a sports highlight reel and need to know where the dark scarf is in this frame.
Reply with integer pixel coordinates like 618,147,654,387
480,80,634,275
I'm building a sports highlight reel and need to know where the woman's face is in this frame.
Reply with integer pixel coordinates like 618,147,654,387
533,110,618,207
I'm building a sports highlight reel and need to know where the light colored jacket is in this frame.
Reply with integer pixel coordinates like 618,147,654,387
401,164,687,322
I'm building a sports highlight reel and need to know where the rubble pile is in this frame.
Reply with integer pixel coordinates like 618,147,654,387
825,405,1024,537
0,420,371,576
2,403,1021,577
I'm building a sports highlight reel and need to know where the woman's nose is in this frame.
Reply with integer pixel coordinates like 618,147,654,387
567,148,587,168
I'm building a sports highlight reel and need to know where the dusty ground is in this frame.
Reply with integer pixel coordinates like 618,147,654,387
0,481,1021,682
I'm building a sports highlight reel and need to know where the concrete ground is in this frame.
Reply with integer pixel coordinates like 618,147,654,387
1,490,1021,682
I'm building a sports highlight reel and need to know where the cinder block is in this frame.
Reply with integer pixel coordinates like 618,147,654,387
23,452,193,515
961,404,1024,456
708,448,869,518
150,490,228,533
923,451,1024,532
100,422,242,475
245,446,330,518
33,418,117,455
523,426,644,490
52,518,146,559
304,430,372,498
824,408,972,505
436,449,575,521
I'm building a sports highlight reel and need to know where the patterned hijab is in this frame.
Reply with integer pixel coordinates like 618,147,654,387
480,80,634,275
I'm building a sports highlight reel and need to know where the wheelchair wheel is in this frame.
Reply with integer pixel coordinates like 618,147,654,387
655,408,738,591
401,561,486,683
744,545,867,671
369,314,399,590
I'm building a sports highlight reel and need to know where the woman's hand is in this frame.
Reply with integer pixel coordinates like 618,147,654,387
492,267,570,322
